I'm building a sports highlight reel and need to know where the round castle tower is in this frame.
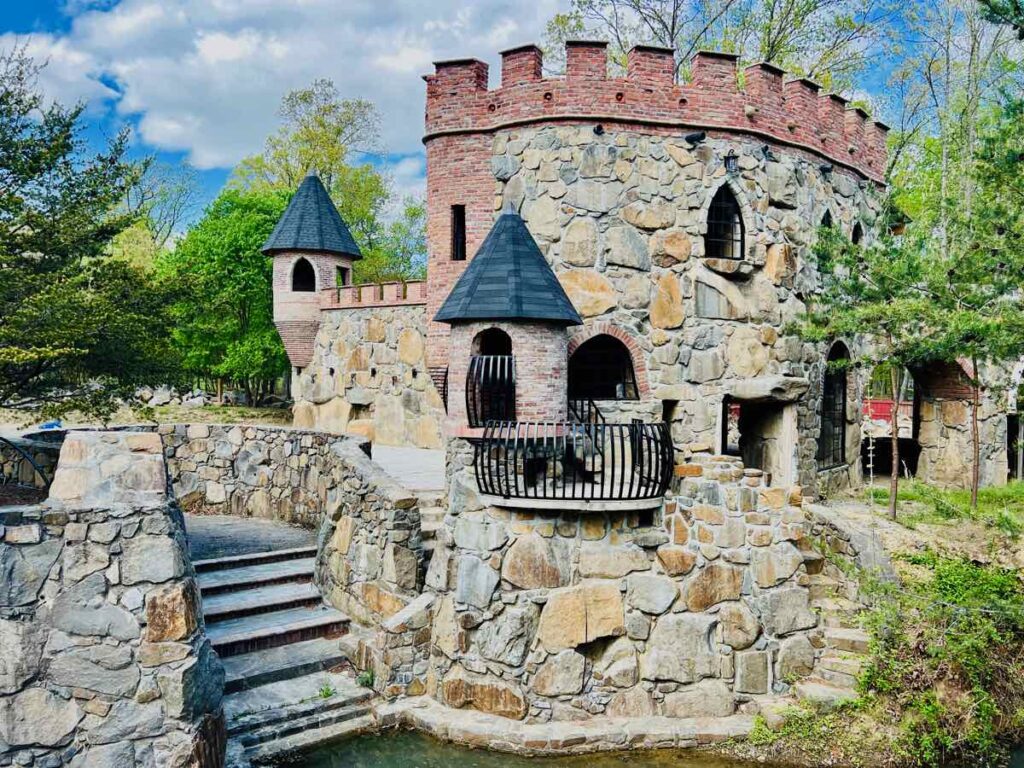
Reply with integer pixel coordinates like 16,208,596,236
422,41,888,494
265,172,362,373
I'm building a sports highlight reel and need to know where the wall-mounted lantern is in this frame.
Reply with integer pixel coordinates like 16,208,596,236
724,150,739,175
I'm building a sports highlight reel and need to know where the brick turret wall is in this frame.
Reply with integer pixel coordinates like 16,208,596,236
422,42,889,368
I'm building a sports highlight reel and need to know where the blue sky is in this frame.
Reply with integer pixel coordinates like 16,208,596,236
1,0,564,220
1,1,901,226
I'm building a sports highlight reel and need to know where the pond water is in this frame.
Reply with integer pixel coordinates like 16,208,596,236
270,731,773,768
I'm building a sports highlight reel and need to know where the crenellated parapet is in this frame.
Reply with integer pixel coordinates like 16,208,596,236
424,42,888,182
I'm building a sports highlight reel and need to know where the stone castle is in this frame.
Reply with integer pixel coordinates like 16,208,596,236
272,41,1013,495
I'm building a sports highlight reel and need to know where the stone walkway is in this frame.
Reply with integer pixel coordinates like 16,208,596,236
371,444,445,491
185,514,316,561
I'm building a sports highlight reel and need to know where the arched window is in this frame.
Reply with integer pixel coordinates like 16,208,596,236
472,327,512,356
568,335,638,400
292,257,316,292
851,222,864,245
818,343,850,468
467,328,514,426
706,185,744,259
820,210,833,229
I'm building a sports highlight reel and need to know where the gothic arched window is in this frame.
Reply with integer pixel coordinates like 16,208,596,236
706,186,744,259
818,342,850,468
292,257,316,292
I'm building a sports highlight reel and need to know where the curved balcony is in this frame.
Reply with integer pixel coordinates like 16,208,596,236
473,420,672,511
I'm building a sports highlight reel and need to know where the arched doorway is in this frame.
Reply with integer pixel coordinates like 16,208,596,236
818,343,850,469
568,334,638,401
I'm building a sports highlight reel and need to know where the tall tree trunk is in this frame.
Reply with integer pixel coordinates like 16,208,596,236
889,365,901,520
971,370,981,511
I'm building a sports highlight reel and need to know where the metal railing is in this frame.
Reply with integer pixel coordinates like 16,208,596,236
568,397,606,425
0,436,51,488
474,420,672,502
466,355,515,428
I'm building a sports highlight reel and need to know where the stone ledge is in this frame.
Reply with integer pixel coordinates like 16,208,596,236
479,494,664,513
374,697,757,756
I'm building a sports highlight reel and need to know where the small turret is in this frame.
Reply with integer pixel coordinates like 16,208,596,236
264,173,361,369
436,210,581,432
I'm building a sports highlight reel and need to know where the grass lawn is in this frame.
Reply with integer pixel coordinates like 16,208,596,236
868,479,1024,537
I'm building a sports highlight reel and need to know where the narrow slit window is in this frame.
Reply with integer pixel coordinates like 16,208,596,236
336,266,350,287
851,222,864,245
451,204,466,261
706,186,744,259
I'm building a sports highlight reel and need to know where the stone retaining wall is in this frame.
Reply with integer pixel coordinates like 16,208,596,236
292,304,445,449
0,431,225,768
157,423,371,530
313,444,424,629
409,449,829,724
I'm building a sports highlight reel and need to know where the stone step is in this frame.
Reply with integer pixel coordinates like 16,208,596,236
811,597,863,627
202,582,322,623
197,558,315,596
801,549,826,575
824,627,871,654
799,573,843,601
230,677,374,741
420,517,444,538
207,605,348,657
242,713,375,765
192,546,317,573
820,650,866,677
221,637,349,694
794,678,859,709
225,670,361,721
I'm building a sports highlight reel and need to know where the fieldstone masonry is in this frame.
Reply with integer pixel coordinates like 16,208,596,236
0,431,224,768
292,305,445,449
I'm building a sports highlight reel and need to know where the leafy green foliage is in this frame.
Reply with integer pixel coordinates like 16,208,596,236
0,46,177,420
157,189,289,403
860,554,1024,765
357,669,375,688
229,79,425,283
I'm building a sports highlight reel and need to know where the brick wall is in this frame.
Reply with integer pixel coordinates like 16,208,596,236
447,321,569,428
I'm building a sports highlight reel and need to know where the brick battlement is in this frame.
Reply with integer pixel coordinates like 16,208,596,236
424,42,888,182
319,280,428,310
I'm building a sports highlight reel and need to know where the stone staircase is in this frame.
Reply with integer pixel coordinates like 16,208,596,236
793,556,871,709
195,546,375,765
416,490,446,559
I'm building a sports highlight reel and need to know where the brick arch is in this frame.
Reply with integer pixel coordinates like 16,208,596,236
698,175,756,258
567,322,651,398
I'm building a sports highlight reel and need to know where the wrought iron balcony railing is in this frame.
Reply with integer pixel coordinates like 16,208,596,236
568,397,606,425
474,420,672,502
466,355,515,428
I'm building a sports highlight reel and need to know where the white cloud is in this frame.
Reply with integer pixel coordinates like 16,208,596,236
5,0,565,171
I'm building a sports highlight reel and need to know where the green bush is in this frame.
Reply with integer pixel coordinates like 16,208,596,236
860,553,1024,766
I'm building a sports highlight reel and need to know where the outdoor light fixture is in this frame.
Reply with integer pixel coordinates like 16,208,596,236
684,131,706,146
724,150,739,174
593,124,605,136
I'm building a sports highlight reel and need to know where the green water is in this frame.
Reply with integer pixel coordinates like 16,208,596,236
271,731,772,768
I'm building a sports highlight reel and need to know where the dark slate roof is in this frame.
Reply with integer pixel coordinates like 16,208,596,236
261,173,361,258
434,211,582,326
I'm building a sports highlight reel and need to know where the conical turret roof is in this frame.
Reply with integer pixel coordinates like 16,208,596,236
261,173,361,258
434,211,582,326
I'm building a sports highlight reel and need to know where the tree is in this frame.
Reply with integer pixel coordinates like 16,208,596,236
544,0,898,89
355,197,428,284
797,224,935,519
0,45,176,420
978,0,1024,39
157,189,289,404
126,160,200,251
918,99,1024,508
228,79,410,282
